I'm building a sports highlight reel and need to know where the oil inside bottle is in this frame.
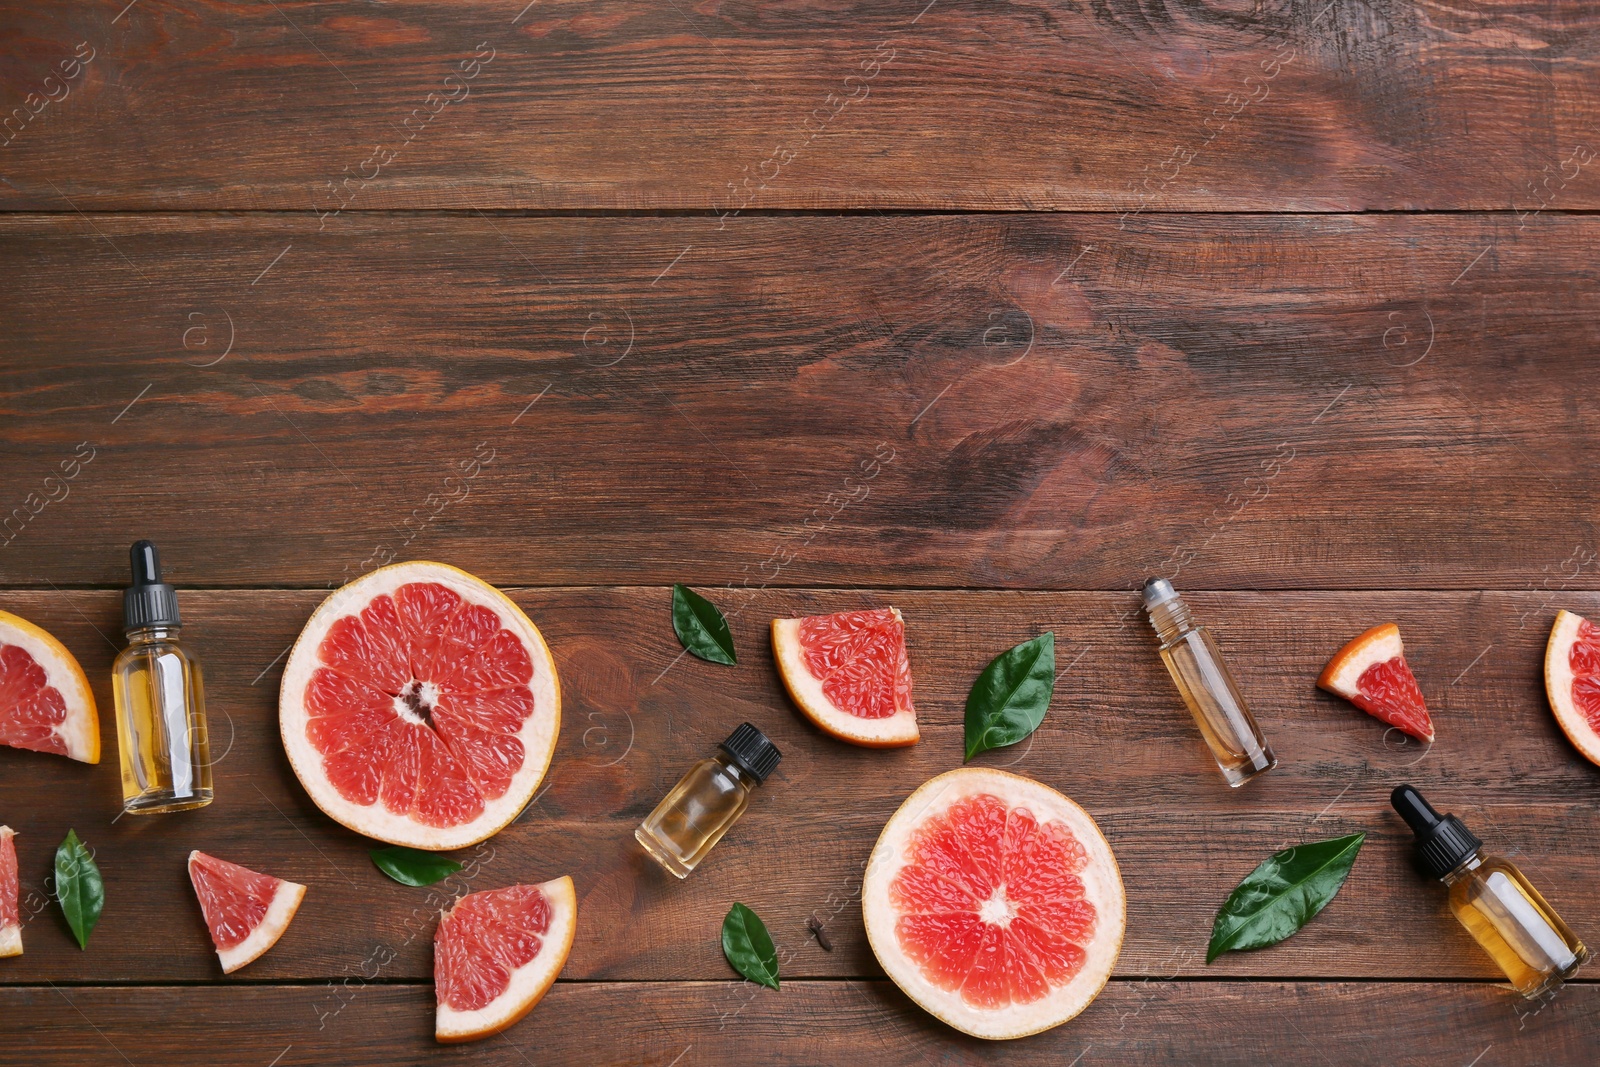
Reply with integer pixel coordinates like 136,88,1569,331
1448,857,1589,997
113,630,213,814
635,757,752,878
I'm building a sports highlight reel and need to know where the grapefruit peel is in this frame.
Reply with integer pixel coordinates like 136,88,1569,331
772,607,918,748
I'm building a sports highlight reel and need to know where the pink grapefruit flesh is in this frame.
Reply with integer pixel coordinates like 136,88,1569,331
1317,623,1434,742
0,609,99,763
1,826,19,958
772,607,918,747
188,851,306,974
434,876,576,1044
279,562,560,850
862,767,1124,1039
1544,609,1600,767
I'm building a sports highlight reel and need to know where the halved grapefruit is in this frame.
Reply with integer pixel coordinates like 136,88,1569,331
1,826,20,958
862,767,1124,1039
280,562,560,850
187,851,306,974
0,609,98,763
1317,623,1434,742
1544,609,1600,767
434,876,576,1044
772,607,918,747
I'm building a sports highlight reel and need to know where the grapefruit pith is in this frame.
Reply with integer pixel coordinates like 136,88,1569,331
280,562,560,850
1,826,19,958
1317,623,1434,742
772,608,918,747
1544,609,1600,767
434,876,576,1044
862,767,1124,1039
188,851,306,974
0,609,99,763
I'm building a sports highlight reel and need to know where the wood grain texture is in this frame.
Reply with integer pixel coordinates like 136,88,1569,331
1,213,1598,590
0,1,1597,211
2,588,1596,984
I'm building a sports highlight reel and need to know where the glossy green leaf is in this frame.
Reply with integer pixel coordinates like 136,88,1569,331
721,902,779,989
963,631,1055,761
672,584,736,665
54,829,104,950
1207,832,1366,963
369,846,463,887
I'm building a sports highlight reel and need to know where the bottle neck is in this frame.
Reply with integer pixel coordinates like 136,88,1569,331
715,754,758,789
125,624,180,644
1146,596,1196,644
1441,852,1484,885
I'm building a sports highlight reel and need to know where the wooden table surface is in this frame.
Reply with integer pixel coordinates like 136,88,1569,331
3,2,1598,1064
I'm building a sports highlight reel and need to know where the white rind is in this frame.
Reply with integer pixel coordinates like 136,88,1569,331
1545,609,1600,767
0,612,98,763
862,768,1125,1041
436,876,577,1043
772,615,919,746
0,924,19,958
279,562,561,850
1322,626,1404,696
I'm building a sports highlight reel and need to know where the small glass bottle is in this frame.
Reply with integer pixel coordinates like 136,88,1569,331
1142,578,1276,787
1392,785,1588,998
635,722,781,878
112,540,213,815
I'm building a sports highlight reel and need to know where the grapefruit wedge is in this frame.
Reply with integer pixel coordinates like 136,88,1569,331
280,562,560,850
772,607,918,747
188,851,306,974
862,767,1124,1040
434,876,576,1044
1,826,19,958
1317,623,1434,742
1544,609,1600,767
0,609,98,763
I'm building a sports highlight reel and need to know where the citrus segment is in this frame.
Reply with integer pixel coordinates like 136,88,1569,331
1317,623,1434,742
0,609,99,763
772,607,918,747
1544,610,1600,767
280,562,560,850
1,826,20,958
863,768,1124,1039
187,851,306,974
434,876,576,1044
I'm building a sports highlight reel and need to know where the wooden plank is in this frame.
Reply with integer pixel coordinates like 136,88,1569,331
2,588,1597,984
4,980,1596,1065
0,2,1597,211
1,213,1598,589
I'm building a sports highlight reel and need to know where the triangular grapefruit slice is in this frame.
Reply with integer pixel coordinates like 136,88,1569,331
1317,623,1434,742
0,609,99,763
862,767,1125,1040
279,561,561,850
434,876,576,1044
1,826,20,958
187,851,306,974
772,607,918,747
1544,609,1600,767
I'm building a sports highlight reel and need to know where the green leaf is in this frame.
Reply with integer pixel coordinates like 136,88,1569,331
721,902,779,989
672,584,736,665
1207,832,1366,963
369,846,463,887
963,631,1055,761
54,830,104,950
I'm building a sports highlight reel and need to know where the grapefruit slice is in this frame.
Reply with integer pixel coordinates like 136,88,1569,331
0,609,99,763
187,851,306,974
772,607,918,747
1317,623,1434,742
280,561,560,850
434,876,576,1044
1,826,19,958
862,767,1125,1040
1544,609,1600,767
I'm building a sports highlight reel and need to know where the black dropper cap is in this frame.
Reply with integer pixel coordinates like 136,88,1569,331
123,540,181,632
1391,784,1482,881
719,722,782,784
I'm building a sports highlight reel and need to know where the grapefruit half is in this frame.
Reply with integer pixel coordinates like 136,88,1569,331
280,562,560,850
1,826,19,958
772,607,918,747
1544,609,1600,767
187,850,306,974
434,876,576,1044
862,767,1124,1039
1317,623,1434,742
0,609,99,763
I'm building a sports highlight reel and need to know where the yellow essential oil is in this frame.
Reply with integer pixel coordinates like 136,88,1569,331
1393,785,1588,998
112,541,213,815
635,722,780,878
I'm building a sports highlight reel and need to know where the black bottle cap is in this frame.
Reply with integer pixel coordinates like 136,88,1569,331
123,540,181,632
1391,784,1482,881
719,722,781,784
